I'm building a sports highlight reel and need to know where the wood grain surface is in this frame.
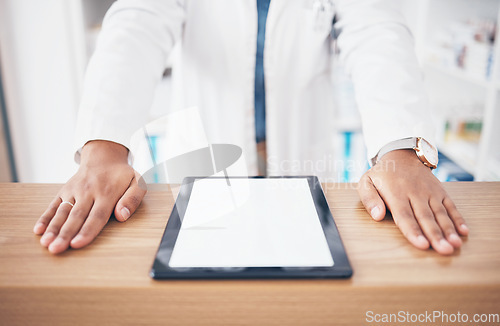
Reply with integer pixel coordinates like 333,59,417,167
0,182,499,325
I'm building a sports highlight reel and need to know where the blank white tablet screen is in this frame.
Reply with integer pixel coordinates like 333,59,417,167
168,178,334,268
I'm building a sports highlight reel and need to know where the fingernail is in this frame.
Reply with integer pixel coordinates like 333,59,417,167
48,238,64,253
40,232,55,246
417,235,429,247
370,206,380,219
72,235,83,244
121,207,131,220
33,223,44,233
460,224,469,233
449,233,461,243
439,239,453,251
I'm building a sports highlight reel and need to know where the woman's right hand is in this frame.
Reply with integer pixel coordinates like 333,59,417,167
33,140,147,254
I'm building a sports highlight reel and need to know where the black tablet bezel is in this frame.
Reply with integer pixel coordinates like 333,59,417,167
150,176,353,279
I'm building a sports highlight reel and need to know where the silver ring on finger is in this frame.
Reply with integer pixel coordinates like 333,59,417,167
60,200,75,208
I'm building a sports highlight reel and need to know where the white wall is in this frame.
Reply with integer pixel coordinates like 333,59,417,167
0,0,85,182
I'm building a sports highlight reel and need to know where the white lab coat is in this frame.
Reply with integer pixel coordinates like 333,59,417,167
75,0,435,179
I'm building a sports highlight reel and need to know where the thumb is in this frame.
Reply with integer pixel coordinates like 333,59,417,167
115,173,147,222
358,173,386,221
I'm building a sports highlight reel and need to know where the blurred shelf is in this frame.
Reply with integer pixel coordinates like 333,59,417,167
424,62,492,88
437,140,479,176
485,159,500,180
409,0,500,181
333,118,362,132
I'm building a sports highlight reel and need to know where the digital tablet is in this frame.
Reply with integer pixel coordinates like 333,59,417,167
150,176,352,279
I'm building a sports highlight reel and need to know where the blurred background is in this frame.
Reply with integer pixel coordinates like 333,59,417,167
0,0,499,183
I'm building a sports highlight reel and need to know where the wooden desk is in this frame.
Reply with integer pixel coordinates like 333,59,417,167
1,182,499,325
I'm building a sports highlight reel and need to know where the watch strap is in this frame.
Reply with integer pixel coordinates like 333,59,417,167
370,137,417,166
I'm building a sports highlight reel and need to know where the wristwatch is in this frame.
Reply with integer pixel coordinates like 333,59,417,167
371,137,439,169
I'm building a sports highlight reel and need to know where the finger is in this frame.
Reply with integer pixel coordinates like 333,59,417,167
48,198,94,254
411,198,454,255
40,198,74,247
70,200,114,249
357,174,386,221
34,197,62,234
443,197,469,236
430,199,462,249
389,200,430,250
114,173,147,222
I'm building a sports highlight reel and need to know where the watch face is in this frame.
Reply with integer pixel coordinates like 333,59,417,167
420,138,439,166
